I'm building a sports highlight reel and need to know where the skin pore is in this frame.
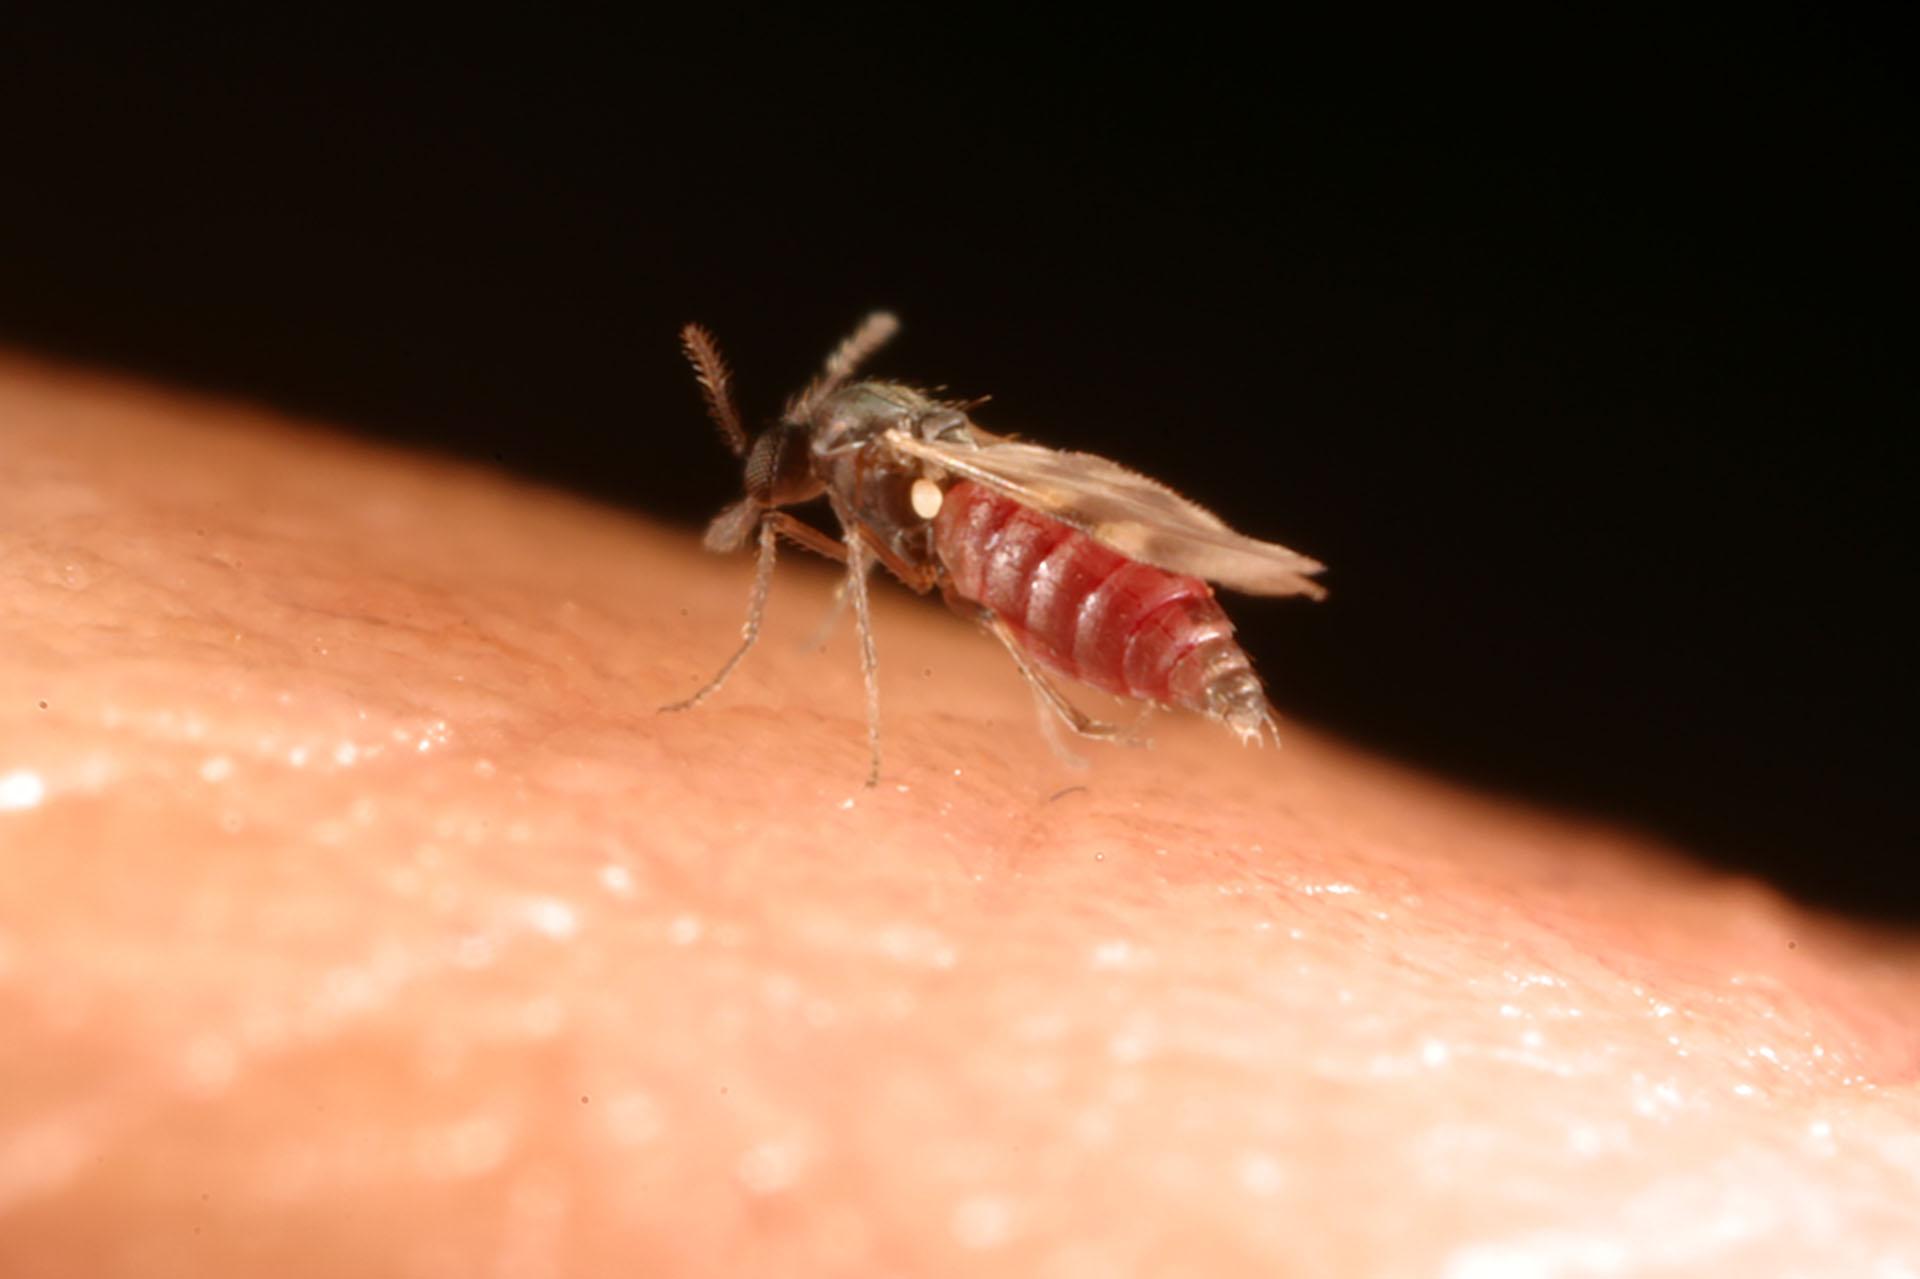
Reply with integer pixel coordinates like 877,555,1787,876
3,354,1918,1276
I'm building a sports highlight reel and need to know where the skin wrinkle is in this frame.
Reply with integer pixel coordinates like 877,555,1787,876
2,353,1920,1276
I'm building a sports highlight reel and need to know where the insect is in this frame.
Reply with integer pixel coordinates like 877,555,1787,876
663,313,1326,785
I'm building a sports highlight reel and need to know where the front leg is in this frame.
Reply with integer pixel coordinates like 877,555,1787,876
661,512,849,712
843,532,884,787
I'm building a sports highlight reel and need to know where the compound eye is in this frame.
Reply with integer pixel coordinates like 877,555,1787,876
744,431,782,503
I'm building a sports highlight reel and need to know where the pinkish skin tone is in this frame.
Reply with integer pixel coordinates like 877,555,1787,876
2,353,1919,1278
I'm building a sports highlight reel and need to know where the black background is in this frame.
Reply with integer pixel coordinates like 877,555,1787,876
2,13,1912,917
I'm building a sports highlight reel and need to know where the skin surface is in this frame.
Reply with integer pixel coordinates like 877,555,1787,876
2,354,1919,1277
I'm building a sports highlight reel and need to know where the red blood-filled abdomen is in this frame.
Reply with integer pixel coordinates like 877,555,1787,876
932,481,1243,710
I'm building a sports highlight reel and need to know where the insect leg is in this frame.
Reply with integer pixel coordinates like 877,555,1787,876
843,533,884,787
1028,676,1093,770
661,516,784,712
802,517,937,652
759,511,876,655
801,564,866,653
762,512,848,563
662,513,850,713
982,613,1132,741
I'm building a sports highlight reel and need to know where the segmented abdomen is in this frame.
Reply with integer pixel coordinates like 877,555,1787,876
933,482,1266,721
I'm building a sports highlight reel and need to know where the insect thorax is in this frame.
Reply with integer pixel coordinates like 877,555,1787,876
808,382,962,450
808,381,973,574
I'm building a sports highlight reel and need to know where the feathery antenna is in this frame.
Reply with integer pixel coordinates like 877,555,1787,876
680,322,748,457
785,311,900,423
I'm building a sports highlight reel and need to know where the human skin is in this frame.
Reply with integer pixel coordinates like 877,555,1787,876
2,354,1918,1278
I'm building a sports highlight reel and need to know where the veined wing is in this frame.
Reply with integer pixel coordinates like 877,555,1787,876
886,430,1327,599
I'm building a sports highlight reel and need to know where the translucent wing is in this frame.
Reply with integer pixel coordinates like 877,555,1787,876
885,430,1327,599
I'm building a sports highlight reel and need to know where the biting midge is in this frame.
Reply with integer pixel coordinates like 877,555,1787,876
663,314,1326,785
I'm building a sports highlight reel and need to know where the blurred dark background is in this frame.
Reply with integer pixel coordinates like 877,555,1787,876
1,13,1912,917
